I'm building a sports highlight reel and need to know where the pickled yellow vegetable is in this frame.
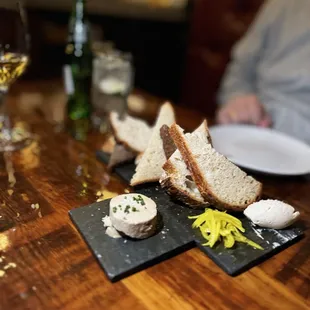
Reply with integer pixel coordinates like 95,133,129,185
223,234,235,248
189,209,263,250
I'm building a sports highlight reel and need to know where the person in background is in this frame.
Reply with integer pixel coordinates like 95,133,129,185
216,0,310,144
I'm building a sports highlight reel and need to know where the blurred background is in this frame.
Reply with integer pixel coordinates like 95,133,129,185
4,0,263,118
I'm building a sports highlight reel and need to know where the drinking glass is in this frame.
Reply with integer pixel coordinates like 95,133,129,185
92,50,134,133
0,1,31,151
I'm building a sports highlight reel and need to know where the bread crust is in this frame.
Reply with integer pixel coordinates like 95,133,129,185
203,120,213,146
169,123,262,211
160,124,177,159
130,177,160,187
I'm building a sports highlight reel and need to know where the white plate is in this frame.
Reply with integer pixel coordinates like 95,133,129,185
209,125,310,176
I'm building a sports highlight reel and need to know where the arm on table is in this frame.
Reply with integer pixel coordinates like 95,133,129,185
217,0,280,126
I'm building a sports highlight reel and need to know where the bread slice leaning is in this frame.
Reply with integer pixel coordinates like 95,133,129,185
130,102,175,186
160,120,210,208
169,124,262,211
110,112,152,153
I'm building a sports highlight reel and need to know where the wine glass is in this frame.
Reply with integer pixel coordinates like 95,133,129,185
0,1,31,152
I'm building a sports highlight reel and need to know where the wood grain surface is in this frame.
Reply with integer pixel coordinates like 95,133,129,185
0,80,309,310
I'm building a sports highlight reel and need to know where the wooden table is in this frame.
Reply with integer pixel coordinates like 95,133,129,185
0,81,309,310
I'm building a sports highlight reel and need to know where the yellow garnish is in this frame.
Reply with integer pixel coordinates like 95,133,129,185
189,209,263,250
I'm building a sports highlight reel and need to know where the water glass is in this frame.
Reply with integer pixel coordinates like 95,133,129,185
92,51,134,132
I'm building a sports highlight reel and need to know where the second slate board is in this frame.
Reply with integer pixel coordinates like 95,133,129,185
69,151,304,281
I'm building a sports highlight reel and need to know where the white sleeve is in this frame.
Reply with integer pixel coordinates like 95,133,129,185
217,0,284,105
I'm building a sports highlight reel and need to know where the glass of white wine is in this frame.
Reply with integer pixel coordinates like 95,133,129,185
0,1,31,152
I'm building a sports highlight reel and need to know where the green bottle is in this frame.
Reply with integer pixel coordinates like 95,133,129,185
64,0,93,141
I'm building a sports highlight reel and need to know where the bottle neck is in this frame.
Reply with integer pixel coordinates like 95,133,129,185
74,0,85,21
69,0,90,44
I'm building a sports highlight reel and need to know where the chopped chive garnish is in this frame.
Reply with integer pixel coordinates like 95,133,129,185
133,195,145,205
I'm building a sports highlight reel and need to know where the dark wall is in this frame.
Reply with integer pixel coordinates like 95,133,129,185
22,9,190,104
180,0,264,116
99,15,189,102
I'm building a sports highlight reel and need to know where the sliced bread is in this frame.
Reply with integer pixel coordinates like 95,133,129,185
109,112,152,153
107,143,136,171
160,120,210,208
134,152,144,165
169,124,262,211
130,102,176,186
160,124,177,159
160,151,206,207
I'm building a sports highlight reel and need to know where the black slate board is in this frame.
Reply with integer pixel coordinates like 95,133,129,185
69,197,196,282
69,151,304,282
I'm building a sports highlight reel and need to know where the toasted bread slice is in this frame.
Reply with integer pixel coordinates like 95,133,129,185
107,143,136,171
160,120,210,208
130,102,176,186
169,123,262,211
109,112,152,153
